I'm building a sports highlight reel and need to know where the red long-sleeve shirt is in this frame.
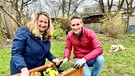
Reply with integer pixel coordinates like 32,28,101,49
64,27,103,62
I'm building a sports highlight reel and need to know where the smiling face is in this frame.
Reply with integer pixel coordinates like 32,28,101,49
70,19,83,36
38,14,49,33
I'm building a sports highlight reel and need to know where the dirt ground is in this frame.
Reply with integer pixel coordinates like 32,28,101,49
0,39,12,48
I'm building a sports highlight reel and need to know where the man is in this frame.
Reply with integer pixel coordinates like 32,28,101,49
63,15,104,76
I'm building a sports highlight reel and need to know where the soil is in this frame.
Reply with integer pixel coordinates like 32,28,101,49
0,39,12,48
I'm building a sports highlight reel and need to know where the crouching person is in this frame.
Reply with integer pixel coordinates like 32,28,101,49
62,15,104,76
10,11,60,76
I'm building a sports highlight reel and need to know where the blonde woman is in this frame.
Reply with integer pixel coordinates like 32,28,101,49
10,11,60,76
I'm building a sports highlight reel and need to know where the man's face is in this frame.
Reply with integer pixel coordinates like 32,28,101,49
70,19,83,36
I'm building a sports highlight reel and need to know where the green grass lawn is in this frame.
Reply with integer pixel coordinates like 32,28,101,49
0,34,135,76
0,48,11,76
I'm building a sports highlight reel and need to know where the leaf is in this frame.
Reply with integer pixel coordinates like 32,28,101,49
59,62,74,71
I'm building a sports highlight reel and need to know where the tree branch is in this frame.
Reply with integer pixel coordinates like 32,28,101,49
0,5,21,27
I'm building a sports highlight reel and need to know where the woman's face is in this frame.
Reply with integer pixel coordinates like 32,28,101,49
70,19,83,36
38,14,49,33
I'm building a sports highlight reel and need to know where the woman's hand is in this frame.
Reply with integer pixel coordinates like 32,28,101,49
20,67,29,76
52,58,60,65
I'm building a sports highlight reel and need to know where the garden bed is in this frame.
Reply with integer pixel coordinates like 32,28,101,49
12,61,83,76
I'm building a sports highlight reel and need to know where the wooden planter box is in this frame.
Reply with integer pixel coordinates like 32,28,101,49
58,66,83,76
13,62,83,76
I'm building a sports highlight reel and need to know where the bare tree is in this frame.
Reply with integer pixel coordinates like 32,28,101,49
95,0,125,13
126,0,134,16
0,6,21,26
99,0,105,13
66,0,86,18
43,0,86,32
129,0,134,16
0,1,15,39
45,0,86,18
7,0,37,27
107,0,113,13
94,0,105,13
44,0,61,23
0,12,4,39
117,0,124,12
0,0,38,39
62,0,66,18
124,0,134,31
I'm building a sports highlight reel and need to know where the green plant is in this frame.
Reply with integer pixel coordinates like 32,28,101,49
59,62,74,71
0,48,10,75
53,22,66,40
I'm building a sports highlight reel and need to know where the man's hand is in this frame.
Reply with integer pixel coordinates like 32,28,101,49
63,58,68,63
73,58,86,69
52,58,60,65
20,67,29,76
59,58,68,68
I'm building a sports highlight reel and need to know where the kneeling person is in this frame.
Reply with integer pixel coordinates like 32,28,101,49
63,15,104,76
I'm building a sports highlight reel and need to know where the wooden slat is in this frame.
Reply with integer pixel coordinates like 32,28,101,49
12,60,84,76
58,66,83,76
12,62,55,76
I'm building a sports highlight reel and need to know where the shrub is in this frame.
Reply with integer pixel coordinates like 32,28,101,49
53,22,66,40
100,12,126,38
58,18,71,32
59,62,74,71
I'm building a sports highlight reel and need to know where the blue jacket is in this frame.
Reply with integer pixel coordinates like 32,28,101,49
10,26,56,75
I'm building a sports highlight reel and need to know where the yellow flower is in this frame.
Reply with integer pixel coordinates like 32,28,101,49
43,67,59,76
46,67,52,73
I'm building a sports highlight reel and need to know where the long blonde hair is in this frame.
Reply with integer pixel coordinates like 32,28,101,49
27,11,54,41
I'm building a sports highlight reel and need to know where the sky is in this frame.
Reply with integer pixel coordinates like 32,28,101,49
38,0,135,17
77,0,135,13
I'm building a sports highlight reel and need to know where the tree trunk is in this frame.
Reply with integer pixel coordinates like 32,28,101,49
107,0,113,13
117,0,124,12
129,0,134,16
67,0,72,18
62,0,66,19
126,0,130,32
0,13,4,39
99,0,105,13
0,6,21,26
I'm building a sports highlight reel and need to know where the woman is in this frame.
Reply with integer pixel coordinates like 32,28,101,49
10,11,60,76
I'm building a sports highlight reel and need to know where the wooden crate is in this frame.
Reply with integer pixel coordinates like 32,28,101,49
58,66,83,76
13,62,83,76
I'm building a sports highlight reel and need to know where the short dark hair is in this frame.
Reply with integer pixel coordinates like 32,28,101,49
70,15,82,22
